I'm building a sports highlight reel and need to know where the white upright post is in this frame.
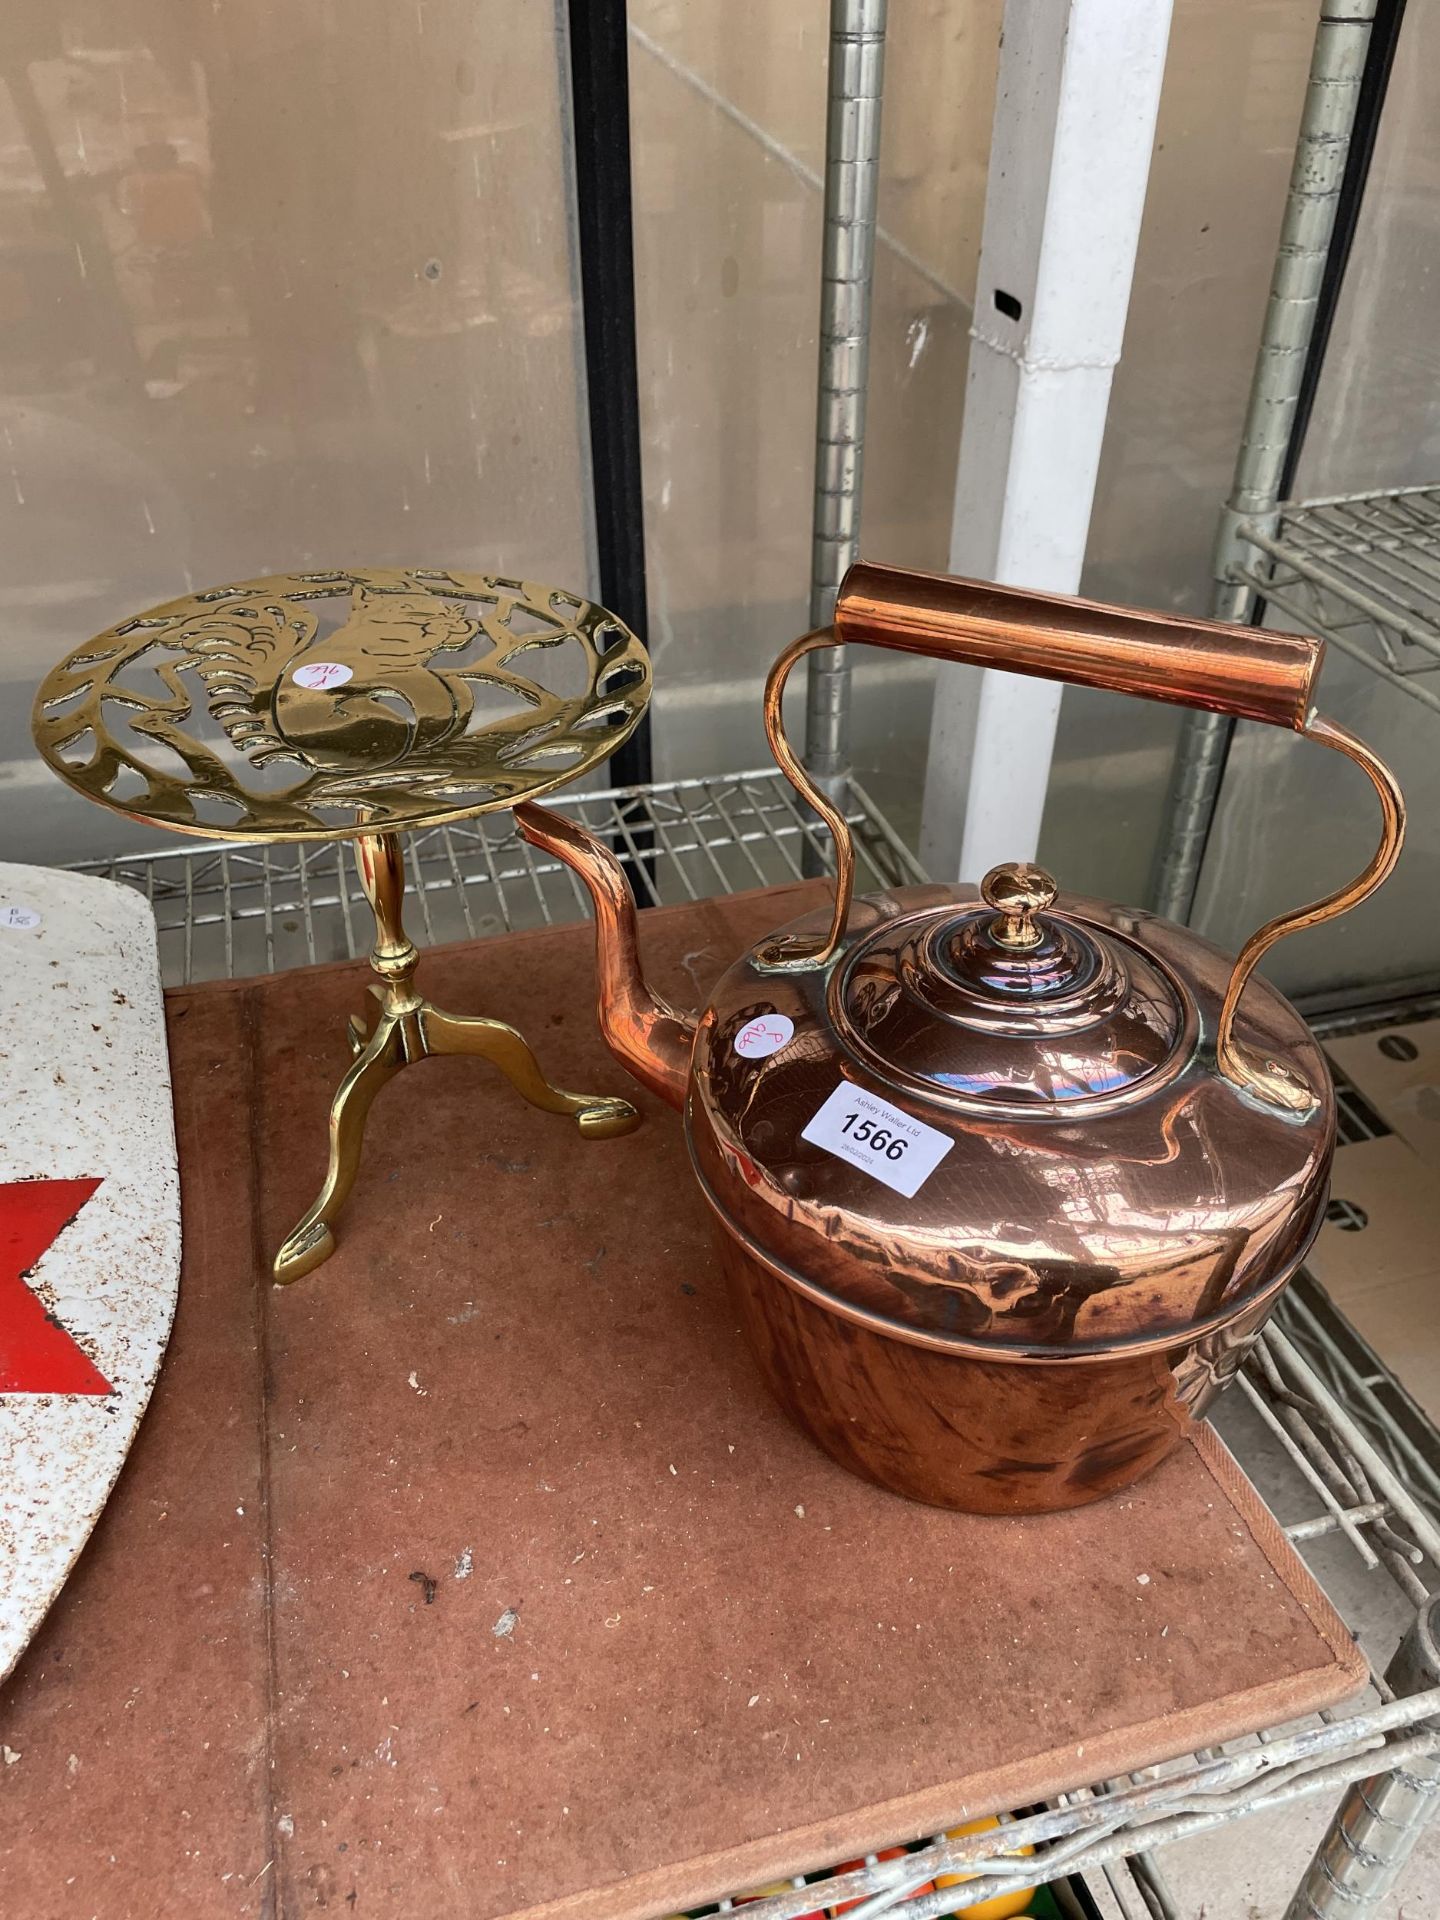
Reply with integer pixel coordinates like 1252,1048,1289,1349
919,0,1174,882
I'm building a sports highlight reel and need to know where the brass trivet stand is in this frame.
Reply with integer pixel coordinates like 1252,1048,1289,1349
33,566,652,1281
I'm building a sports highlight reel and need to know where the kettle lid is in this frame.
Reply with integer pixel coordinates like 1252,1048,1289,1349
835,862,1186,1114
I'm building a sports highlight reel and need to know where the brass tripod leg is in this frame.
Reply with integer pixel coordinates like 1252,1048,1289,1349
272,829,640,1284
272,1014,406,1283
420,1005,637,1136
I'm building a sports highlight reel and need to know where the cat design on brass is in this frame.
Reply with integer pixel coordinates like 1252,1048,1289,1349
184,585,482,772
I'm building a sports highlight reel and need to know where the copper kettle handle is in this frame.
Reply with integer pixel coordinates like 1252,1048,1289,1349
762,561,1404,1112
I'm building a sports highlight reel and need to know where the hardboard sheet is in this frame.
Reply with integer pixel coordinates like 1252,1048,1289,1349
1328,1270,1440,1421
1306,1135,1440,1302
0,883,1366,1920
1311,1023,1440,1421
1326,1022,1440,1168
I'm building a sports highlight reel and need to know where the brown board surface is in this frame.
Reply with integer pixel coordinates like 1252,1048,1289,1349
0,883,1365,1920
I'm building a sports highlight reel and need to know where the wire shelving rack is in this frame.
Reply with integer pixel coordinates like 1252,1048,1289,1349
1236,485,1440,713
69,769,921,989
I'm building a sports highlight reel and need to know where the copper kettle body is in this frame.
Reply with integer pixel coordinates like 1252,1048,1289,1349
518,563,1405,1515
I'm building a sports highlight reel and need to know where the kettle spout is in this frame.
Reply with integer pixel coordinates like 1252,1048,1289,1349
514,801,694,1109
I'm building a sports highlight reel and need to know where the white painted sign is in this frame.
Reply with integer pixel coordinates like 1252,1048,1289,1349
0,904,41,930
0,864,180,1682
733,1013,795,1060
291,660,354,690
802,1082,954,1199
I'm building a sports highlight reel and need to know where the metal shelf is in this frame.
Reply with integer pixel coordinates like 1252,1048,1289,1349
1236,486,1440,712
70,769,924,988
67,772,1440,1916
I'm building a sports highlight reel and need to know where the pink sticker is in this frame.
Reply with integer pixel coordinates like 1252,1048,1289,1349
292,661,354,691
733,1013,795,1060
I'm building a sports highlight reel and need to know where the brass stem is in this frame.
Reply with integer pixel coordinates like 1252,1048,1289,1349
355,831,421,1016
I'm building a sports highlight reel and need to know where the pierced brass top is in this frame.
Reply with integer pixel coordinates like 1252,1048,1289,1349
980,861,1057,950
32,568,651,842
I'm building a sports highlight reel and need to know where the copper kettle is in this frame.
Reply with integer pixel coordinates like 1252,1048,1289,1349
516,563,1405,1515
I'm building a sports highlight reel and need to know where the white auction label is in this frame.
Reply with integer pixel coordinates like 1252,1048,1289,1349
292,660,354,690
801,1081,954,1199
733,1012,795,1060
0,904,42,931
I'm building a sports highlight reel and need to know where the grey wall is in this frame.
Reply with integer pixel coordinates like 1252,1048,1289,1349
2,0,1435,998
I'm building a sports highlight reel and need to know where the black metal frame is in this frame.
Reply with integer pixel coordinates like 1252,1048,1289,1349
565,0,653,789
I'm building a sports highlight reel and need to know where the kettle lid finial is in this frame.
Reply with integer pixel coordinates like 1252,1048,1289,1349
980,862,1057,952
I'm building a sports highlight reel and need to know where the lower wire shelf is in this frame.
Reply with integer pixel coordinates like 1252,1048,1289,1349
68,770,1440,1918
